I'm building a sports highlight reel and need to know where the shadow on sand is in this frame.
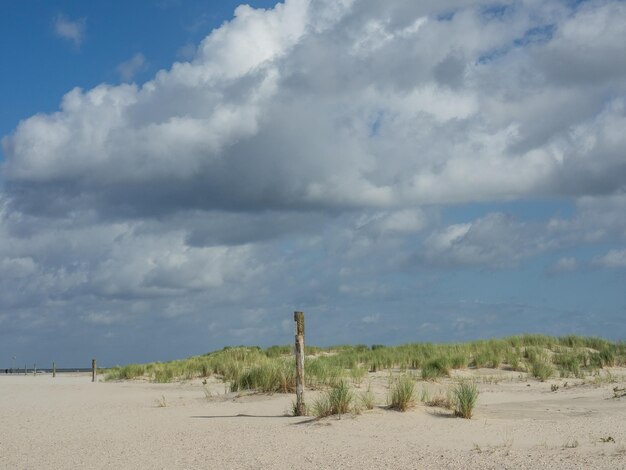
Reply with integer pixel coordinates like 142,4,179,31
190,414,317,424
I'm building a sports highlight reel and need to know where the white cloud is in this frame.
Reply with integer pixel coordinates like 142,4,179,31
593,249,626,269
53,14,86,48
2,0,626,344
117,53,147,82
354,209,427,237
4,0,622,219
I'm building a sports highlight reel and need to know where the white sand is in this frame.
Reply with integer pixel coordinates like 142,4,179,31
1,370,626,469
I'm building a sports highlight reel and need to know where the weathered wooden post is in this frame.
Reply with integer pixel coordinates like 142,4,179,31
92,358,97,382
52,362,56,378
33,363,36,376
294,311,305,416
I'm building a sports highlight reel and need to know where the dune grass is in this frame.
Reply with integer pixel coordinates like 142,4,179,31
312,380,355,418
230,359,295,393
421,358,450,380
453,381,479,419
360,383,376,410
388,375,416,411
526,349,554,381
104,334,626,394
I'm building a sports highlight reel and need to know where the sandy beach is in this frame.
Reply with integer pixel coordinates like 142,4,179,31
2,369,626,469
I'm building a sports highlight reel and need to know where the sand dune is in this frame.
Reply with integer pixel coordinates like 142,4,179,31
1,370,625,469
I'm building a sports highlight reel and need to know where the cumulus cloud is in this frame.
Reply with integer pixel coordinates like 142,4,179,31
2,0,626,352
5,0,623,221
53,14,86,48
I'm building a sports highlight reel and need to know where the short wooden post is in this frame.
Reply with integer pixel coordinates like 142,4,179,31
92,358,96,382
294,311,305,416
33,363,36,376
52,362,56,378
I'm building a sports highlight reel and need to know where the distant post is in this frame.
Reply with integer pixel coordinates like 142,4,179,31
92,358,97,382
294,311,305,416
52,361,56,378
33,363,36,376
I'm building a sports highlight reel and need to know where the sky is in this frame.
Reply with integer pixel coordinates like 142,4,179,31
1,0,625,368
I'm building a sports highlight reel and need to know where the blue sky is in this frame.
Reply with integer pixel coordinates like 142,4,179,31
1,0,625,368
0,0,277,149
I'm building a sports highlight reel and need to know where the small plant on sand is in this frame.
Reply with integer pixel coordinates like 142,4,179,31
389,376,416,411
529,359,553,382
156,395,167,407
312,395,332,418
313,380,354,418
425,392,454,410
329,380,354,414
360,383,376,410
421,358,450,381
453,381,478,419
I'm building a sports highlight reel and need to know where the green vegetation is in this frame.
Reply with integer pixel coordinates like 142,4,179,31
230,359,295,393
421,358,450,380
360,383,376,410
312,380,355,418
453,381,479,419
104,334,626,396
105,364,146,380
388,376,416,411
527,350,554,381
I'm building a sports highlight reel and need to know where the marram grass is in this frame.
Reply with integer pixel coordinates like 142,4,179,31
453,381,479,419
104,334,626,395
312,380,355,418
388,376,416,411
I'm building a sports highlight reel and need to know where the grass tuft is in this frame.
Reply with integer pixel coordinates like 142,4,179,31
425,393,454,409
389,376,416,411
421,358,450,380
360,383,376,410
313,380,355,418
453,381,479,419
529,357,553,382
